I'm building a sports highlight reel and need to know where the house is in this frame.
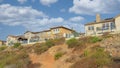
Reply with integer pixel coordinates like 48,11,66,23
7,26,78,46
24,26,77,44
85,14,120,36
50,26,75,39
6,35,27,46
0,40,6,46
6,35,17,46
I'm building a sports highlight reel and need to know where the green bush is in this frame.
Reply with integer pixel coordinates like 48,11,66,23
13,43,21,48
54,52,64,60
34,45,48,54
0,46,7,51
66,38,80,48
52,38,65,45
0,50,30,68
92,47,105,58
34,40,55,55
45,40,55,48
90,36,102,43
92,47,112,67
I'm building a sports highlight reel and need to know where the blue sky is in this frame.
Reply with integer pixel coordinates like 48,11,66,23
0,0,120,40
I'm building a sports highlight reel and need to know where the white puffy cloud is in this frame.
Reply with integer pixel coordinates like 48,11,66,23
69,16,84,22
40,0,58,6
17,0,27,4
0,4,84,32
69,0,120,15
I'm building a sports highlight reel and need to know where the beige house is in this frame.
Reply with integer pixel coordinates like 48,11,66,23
6,35,27,46
24,26,77,44
6,35,18,46
85,14,120,36
7,26,79,46
0,40,6,46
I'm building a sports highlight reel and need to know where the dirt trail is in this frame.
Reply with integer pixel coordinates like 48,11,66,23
29,52,55,68
29,44,69,68
29,44,98,68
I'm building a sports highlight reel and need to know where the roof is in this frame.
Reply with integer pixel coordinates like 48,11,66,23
115,14,120,18
8,35,26,39
8,35,19,38
24,26,75,34
50,26,74,31
85,18,114,26
24,31,41,34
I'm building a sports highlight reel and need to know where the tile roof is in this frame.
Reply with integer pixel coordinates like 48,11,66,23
24,26,74,34
85,18,114,25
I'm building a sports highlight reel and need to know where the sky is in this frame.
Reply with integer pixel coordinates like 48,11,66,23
0,0,120,41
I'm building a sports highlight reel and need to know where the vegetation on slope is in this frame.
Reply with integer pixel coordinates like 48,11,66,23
71,46,112,68
33,38,65,54
0,34,119,68
0,50,30,68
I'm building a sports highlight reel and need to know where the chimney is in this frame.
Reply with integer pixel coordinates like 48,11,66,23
96,14,101,22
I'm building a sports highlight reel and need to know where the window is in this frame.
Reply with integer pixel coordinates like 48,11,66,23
110,22,116,30
66,33,72,38
88,26,94,30
102,23,109,30
53,28,60,34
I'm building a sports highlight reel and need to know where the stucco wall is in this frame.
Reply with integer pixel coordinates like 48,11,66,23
85,22,116,36
115,16,120,33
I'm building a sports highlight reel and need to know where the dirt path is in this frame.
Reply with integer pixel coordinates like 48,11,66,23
29,44,98,68
29,52,55,68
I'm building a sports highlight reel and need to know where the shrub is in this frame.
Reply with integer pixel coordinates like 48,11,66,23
18,46,24,50
52,38,65,45
17,51,29,59
13,43,21,48
0,46,7,51
34,44,49,54
45,40,55,48
92,47,112,67
54,52,64,60
34,40,55,55
66,38,80,48
0,50,30,68
90,36,102,43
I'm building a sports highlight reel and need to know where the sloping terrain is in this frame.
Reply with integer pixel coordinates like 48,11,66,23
0,35,120,68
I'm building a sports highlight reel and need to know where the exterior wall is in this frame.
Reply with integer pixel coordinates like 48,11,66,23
39,31,52,41
60,28,74,38
115,16,120,33
0,41,3,46
6,36,18,46
24,32,37,44
85,22,116,36
51,28,74,39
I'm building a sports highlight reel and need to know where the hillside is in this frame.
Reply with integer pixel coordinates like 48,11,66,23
0,34,120,68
